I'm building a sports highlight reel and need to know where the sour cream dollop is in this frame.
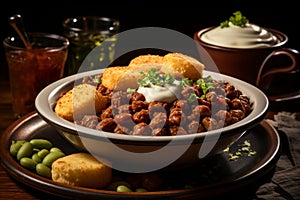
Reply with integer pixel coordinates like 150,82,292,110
200,22,280,48
137,80,182,103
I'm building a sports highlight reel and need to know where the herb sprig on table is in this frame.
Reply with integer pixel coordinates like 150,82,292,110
220,11,249,28
223,140,256,161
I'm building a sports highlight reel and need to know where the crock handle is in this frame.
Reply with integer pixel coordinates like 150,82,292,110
256,48,300,91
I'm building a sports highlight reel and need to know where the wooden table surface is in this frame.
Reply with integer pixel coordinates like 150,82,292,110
0,76,299,199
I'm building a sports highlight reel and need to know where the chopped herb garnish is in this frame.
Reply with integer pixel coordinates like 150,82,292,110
244,140,251,147
196,76,214,99
223,146,230,152
93,77,101,84
220,11,249,28
229,155,240,161
224,139,256,161
163,73,175,84
180,78,193,88
137,68,176,87
188,93,199,103
127,88,136,93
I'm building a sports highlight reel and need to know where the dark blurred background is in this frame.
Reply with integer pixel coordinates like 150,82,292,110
1,0,299,81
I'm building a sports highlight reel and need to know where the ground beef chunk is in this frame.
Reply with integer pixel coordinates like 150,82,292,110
96,118,117,132
132,123,152,136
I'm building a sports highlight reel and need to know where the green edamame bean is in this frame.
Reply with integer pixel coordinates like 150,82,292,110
36,163,51,179
10,140,26,157
106,181,132,191
42,151,65,167
50,147,62,153
17,142,33,161
20,157,37,170
32,153,42,163
37,149,49,159
116,185,132,192
30,139,53,150
33,148,40,152
135,188,148,192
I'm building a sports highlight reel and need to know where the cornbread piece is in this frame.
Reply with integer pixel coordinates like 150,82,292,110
128,54,164,68
54,83,107,121
101,66,129,90
51,153,112,189
161,53,205,80
102,64,163,90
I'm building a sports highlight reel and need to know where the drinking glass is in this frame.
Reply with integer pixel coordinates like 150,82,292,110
62,16,120,76
3,32,69,118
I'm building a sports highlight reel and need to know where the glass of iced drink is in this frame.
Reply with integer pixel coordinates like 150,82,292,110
62,16,120,76
3,32,69,118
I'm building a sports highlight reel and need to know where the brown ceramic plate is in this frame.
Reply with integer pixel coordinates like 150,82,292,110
0,112,281,199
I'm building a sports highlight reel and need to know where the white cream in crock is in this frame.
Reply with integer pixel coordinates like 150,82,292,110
200,22,280,48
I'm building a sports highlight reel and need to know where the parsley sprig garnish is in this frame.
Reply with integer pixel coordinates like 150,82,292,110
220,11,249,28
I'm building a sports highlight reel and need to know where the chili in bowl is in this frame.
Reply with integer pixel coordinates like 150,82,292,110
35,52,269,172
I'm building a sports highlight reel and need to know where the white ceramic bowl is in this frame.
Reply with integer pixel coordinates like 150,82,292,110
35,69,269,173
